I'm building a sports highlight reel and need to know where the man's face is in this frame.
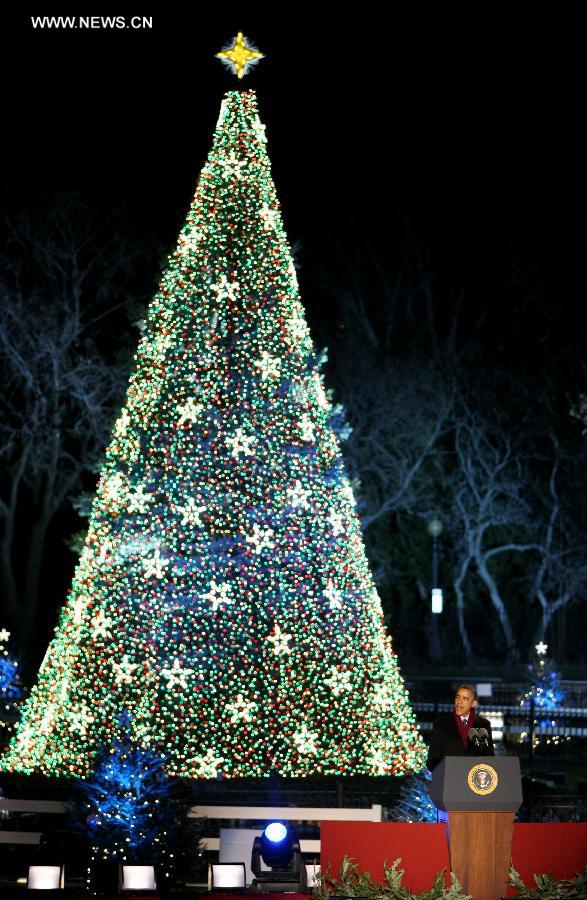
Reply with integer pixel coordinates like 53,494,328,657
454,688,477,718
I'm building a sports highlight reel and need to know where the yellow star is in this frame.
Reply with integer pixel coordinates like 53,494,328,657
216,32,264,79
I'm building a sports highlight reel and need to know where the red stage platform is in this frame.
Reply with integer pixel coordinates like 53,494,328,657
321,822,587,893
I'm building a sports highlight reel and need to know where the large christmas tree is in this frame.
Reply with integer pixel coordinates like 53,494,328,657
1,50,426,779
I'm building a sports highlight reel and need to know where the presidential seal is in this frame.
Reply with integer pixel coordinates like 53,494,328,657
467,763,498,795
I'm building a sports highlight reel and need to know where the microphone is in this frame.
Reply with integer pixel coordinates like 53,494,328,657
468,727,482,752
477,727,490,750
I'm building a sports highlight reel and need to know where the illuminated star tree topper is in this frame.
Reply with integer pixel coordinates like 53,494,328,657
215,32,265,79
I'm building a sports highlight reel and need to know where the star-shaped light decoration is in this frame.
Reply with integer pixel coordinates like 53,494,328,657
299,413,316,442
323,579,343,611
535,641,548,655
259,201,278,232
254,350,281,382
177,226,203,256
127,484,152,515
367,745,391,775
177,397,204,427
287,479,311,510
324,666,352,697
226,693,257,723
226,427,256,458
215,32,264,80
113,654,138,685
91,609,113,641
245,523,275,554
373,683,394,709
68,705,95,735
327,509,344,536
192,747,225,778
177,498,206,527
162,658,194,690
142,548,170,580
218,149,248,181
293,723,319,755
210,273,240,303
202,579,233,612
266,624,292,656
0,628,10,642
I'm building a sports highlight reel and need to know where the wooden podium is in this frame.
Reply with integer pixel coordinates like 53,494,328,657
430,757,522,900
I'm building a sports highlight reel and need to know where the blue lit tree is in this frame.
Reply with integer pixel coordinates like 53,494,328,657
519,641,566,749
0,629,23,745
69,715,202,889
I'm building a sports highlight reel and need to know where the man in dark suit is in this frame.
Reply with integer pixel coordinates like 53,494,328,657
426,683,495,771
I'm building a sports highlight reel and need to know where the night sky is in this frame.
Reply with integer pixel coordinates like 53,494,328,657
2,13,587,664
3,12,586,347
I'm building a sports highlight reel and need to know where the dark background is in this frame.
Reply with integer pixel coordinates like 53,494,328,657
1,11,586,669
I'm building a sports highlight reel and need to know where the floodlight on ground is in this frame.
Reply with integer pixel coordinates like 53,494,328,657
27,865,64,889
120,864,156,891
210,862,247,890
251,821,307,892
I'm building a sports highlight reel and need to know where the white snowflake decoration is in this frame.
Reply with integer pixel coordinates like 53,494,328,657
127,484,152,514
218,150,247,181
177,397,204,427
202,579,233,612
267,624,292,655
287,479,311,510
98,539,112,564
162,658,194,689
245,523,275,554
68,705,95,734
254,350,281,381
252,116,267,144
260,201,278,231
210,273,240,302
324,666,352,697
293,724,319,755
226,428,256,458
327,510,344,536
114,408,130,439
192,747,225,778
287,312,310,348
177,227,203,256
112,655,138,685
299,413,316,442
102,472,126,504
177,498,206,526
323,579,343,610
226,693,257,723
367,745,391,775
341,476,358,507
142,548,170,580
91,609,113,641
373,683,394,708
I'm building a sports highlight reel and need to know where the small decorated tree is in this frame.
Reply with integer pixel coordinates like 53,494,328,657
0,628,24,747
69,715,202,890
519,642,566,749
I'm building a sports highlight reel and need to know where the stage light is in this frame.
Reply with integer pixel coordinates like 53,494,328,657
264,822,288,843
120,865,156,891
27,865,64,889
210,862,247,890
251,822,306,892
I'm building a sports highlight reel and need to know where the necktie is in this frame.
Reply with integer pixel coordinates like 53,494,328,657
461,717,468,725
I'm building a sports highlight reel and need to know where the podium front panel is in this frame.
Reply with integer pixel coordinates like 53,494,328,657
430,756,522,811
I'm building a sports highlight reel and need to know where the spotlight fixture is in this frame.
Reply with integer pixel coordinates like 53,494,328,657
27,865,64,890
210,862,247,891
120,865,157,891
251,821,307,892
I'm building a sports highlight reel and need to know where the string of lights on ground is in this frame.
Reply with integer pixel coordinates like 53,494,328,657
0,81,426,779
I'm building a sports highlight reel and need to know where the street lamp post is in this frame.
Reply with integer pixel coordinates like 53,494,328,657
427,518,443,613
